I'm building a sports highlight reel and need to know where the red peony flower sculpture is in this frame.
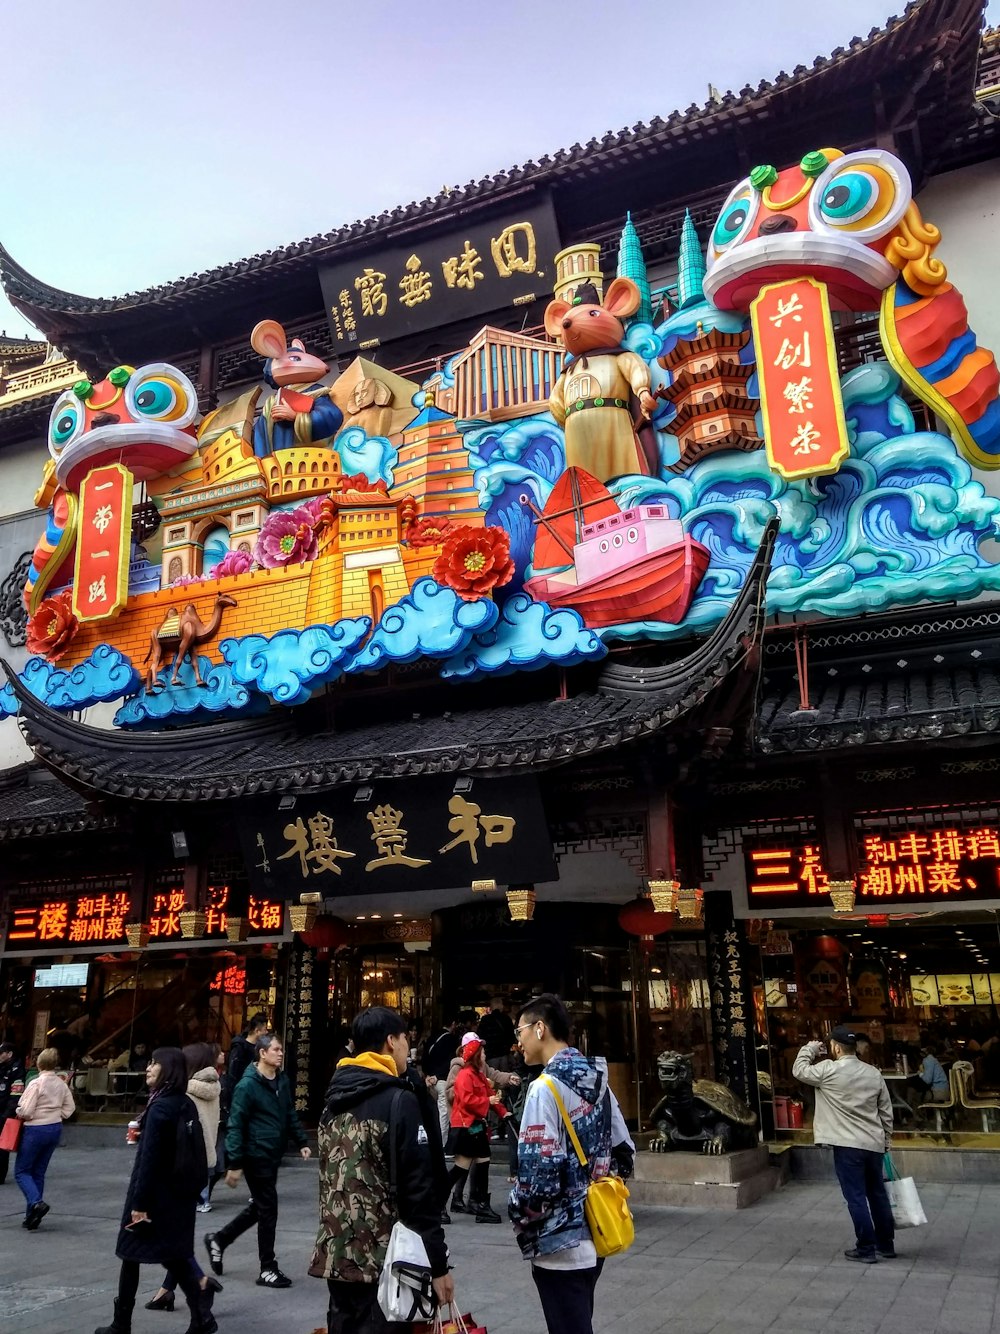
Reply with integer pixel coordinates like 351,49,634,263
337,472,388,496
406,515,457,549
254,504,321,568
26,589,79,661
433,525,515,600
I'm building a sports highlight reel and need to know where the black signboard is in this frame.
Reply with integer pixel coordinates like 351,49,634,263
239,775,556,899
317,196,561,352
705,894,756,1104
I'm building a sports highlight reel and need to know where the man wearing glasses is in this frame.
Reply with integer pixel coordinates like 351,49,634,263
509,994,633,1334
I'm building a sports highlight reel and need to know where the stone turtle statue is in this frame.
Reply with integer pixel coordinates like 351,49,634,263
648,1050,757,1155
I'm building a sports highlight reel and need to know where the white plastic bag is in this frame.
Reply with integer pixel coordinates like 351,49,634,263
884,1167,927,1229
377,1220,436,1322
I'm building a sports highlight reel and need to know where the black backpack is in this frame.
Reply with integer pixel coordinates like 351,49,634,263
173,1097,208,1197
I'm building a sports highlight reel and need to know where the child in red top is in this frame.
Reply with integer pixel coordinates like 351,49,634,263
446,1037,506,1223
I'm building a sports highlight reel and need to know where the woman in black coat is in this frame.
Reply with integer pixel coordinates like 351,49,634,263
94,1048,215,1334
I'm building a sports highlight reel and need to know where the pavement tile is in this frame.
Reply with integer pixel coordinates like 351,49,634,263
3,1146,1000,1333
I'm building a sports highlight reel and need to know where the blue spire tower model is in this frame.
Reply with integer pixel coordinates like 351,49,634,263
616,211,653,325
677,209,707,308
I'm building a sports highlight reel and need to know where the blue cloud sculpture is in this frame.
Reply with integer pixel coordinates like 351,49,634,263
0,645,140,718
222,619,370,707
114,656,267,729
440,593,607,681
348,578,498,672
333,425,398,487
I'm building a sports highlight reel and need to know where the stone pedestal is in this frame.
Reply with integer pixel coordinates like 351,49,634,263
629,1145,779,1209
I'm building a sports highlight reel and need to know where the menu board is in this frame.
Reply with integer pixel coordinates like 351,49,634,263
910,973,1000,1006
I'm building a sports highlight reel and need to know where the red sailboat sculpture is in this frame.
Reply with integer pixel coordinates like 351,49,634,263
523,467,710,629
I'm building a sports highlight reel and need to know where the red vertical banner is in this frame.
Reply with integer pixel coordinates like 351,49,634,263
72,463,133,623
750,277,850,481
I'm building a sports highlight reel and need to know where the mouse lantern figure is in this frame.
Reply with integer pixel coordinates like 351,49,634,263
544,278,659,483
250,319,343,456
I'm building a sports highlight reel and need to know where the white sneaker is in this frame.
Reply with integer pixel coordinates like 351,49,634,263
196,1202,213,1213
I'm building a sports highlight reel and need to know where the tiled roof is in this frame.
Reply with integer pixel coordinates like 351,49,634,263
758,665,1000,753
0,765,118,841
756,601,1000,753
3,521,776,805
0,0,984,331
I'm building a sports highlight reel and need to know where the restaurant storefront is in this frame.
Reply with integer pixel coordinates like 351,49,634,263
704,771,1000,1149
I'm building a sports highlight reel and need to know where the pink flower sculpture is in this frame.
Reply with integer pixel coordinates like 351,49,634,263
211,549,254,578
254,505,321,568
170,573,207,588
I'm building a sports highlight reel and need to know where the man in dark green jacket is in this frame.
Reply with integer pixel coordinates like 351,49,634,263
205,1035,310,1288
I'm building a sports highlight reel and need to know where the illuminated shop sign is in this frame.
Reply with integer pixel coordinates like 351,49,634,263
317,197,560,350
744,826,1000,907
911,974,1000,1006
210,964,247,995
147,883,283,940
744,844,829,906
5,884,285,951
8,892,133,947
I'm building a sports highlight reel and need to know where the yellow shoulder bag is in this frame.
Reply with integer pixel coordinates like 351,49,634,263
540,1075,635,1258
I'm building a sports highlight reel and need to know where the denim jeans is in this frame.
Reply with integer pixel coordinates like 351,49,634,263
832,1145,895,1254
15,1121,62,1214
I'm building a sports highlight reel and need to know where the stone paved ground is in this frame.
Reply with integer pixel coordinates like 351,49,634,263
2,1143,1000,1333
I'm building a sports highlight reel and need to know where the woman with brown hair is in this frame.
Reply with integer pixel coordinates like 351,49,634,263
14,1045,74,1230
94,1047,216,1334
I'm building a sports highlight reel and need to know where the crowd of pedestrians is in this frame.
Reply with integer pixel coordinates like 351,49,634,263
2,996,634,1333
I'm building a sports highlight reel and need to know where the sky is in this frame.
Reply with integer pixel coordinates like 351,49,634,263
1,0,996,341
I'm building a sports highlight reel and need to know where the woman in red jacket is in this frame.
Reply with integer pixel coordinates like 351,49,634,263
447,1036,506,1223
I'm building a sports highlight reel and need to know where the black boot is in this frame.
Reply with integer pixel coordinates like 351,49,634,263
473,1191,502,1224
468,1162,502,1223
181,1283,218,1334
448,1163,470,1213
94,1298,133,1334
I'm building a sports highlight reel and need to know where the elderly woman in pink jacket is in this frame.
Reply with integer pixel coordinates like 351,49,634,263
15,1045,75,1229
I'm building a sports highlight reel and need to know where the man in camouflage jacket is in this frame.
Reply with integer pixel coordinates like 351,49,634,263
309,1006,453,1332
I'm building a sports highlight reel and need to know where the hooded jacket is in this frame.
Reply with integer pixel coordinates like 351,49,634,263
186,1066,221,1171
309,1052,448,1284
225,1063,307,1170
509,1047,612,1259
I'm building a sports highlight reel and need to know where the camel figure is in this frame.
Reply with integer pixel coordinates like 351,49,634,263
143,594,238,693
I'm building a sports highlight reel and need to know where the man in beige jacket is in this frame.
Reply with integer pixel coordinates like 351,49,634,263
793,1024,895,1263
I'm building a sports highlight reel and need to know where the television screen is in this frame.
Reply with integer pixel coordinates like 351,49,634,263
34,963,90,989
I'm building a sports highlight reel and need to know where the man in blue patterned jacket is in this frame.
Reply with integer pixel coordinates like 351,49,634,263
509,994,633,1334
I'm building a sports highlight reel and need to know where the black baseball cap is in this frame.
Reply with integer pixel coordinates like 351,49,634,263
829,1025,861,1045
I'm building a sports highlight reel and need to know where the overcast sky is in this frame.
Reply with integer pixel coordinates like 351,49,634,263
2,0,996,341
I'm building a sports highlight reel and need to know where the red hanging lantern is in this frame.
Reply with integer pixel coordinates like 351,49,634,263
618,896,676,953
301,915,350,955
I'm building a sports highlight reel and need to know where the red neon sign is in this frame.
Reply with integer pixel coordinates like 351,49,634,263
7,892,133,946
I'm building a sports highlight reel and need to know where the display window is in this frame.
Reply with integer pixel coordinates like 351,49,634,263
754,920,1000,1146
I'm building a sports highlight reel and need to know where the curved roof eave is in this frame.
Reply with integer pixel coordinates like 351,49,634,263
0,0,984,337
